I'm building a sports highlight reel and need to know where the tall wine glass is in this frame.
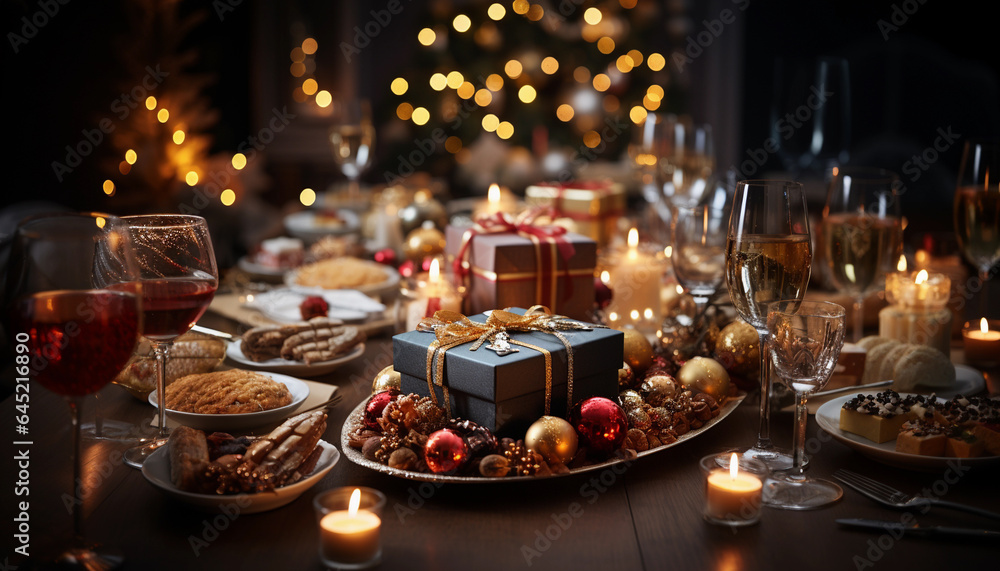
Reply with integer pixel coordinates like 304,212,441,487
329,99,375,200
122,215,218,468
822,167,903,342
672,203,728,320
5,212,141,568
726,180,812,470
764,301,846,509
953,140,1000,315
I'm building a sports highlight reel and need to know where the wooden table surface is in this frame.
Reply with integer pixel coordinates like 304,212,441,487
3,312,998,571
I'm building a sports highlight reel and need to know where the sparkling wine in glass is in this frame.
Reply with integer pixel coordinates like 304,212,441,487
726,180,812,470
953,140,1000,314
329,99,375,200
822,167,903,342
672,203,728,317
122,214,218,468
5,212,141,568
764,301,846,509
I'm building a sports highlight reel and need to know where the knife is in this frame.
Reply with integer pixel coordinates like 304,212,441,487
836,518,1000,539
812,380,894,399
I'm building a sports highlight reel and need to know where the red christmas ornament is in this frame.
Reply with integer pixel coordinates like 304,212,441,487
373,248,398,266
363,389,399,429
299,296,329,320
570,397,628,454
424,428,470,473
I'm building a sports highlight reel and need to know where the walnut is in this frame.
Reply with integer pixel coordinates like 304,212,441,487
625,428,649,452
691,400,713,422
479,454,510,478
388,448,419,471
361,436,382,461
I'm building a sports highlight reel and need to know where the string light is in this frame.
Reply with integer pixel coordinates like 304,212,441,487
173,129,185,144
488,3,506,20
453,14,471,32
102,180,115,196
315,90,332,107
125,149,137,165
157,108,169,123
418,28,436,46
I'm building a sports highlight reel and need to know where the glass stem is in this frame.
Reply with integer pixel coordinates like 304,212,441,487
755,331,773,450
153,341,171,437
853,296,865,343
980,269,990,317
792,391,809,479
68,396,85,544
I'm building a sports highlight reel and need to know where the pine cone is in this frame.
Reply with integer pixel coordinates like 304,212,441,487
501,438,543,477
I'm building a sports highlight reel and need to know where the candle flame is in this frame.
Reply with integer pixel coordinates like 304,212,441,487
729,453,739,479
349,488,361,516
897,255,907,272
488,183,500,204
982,317,990,334
627,227,638,249
600,270,610,283
429,258,441,282
915,269,929,284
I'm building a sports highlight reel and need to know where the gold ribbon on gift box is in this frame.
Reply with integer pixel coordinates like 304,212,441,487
416,306,597,417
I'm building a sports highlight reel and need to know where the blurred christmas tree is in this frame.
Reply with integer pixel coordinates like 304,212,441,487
383,0,688,190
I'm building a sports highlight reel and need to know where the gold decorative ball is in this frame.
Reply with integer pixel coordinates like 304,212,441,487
622,328,654,372
371,365,402,394
402,222,447,263
713,320,759,380
677,356,731,399
524,415,578,465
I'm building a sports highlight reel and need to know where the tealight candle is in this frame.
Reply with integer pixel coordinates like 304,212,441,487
879,269,953,354
700,453,766,527
605,228,664,335
963,318,1000,368
473,183,518,218
405,258,462,330
884,269,950,311
315,487,385,569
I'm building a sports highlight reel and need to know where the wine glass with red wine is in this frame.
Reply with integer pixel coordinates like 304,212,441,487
122,214,218,468
5,212,142,568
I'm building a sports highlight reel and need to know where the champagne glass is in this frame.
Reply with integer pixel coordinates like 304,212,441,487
726,180,812,470
953,140,1000,315
822,167,903,342
329,99,375,200
764,301,846,509
5,212,141,568
672,203,728,318
122,215,218,468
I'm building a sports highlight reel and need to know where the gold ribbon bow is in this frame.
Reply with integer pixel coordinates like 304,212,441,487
416,306,597,417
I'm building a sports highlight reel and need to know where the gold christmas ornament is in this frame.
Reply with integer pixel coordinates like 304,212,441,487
371,365,402,394
622,328,654,372
677,356,731,399
713,320,759,379
402,222,447,263
524,415,579,465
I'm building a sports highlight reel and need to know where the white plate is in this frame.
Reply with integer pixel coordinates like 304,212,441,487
284,209,360,243
284,263,400,299
236,256,290,281
931,364,985,399
142,440,340,513
815,393,1000,470
226,339,365,377
149,372,309,431
341,392,746,483
243,288,384,323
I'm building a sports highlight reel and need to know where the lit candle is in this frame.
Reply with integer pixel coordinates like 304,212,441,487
605,228,663,334
406,258,462,330
880,269,953,354
473,183,517,218
703,453,764,526
963,318,1000,367
319,489,382,566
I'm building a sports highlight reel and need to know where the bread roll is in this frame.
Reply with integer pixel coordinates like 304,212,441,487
879,343,913,382
893,346,955,390
862,340,901,384
857,335,892,352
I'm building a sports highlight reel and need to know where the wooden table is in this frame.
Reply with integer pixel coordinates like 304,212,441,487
3,314,998,571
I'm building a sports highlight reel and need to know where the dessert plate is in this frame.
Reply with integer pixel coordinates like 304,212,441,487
815,393,1000,470
142,440,339,513
284,209,360,243
242,288,383,323
285,263,400,299
226,339,364,377
341,392,745,483
149,372,309,432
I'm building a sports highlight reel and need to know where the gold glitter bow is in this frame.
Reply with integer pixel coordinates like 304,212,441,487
416,306,597,417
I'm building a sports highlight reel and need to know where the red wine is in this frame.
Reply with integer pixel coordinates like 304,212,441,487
13,290,140,396
141,278,218,341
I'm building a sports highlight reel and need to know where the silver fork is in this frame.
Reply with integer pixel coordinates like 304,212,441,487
833,469,1000,520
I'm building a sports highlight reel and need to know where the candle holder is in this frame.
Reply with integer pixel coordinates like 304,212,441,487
878,270,953,354
963,319,1000,368
700,453,768,527
603,230,668,338
314,487,386,570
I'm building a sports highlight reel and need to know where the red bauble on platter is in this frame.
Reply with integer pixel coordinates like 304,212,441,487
570,396,628,454
424,428,470,473
363,389,399,429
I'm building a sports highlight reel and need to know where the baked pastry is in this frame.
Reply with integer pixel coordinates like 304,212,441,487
241,318,364,365
893,345,955,390
860,340,901,385
168,426,210,491
895,420,947,456
839,390,928,443
857,335,893,352
164,369,292,414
